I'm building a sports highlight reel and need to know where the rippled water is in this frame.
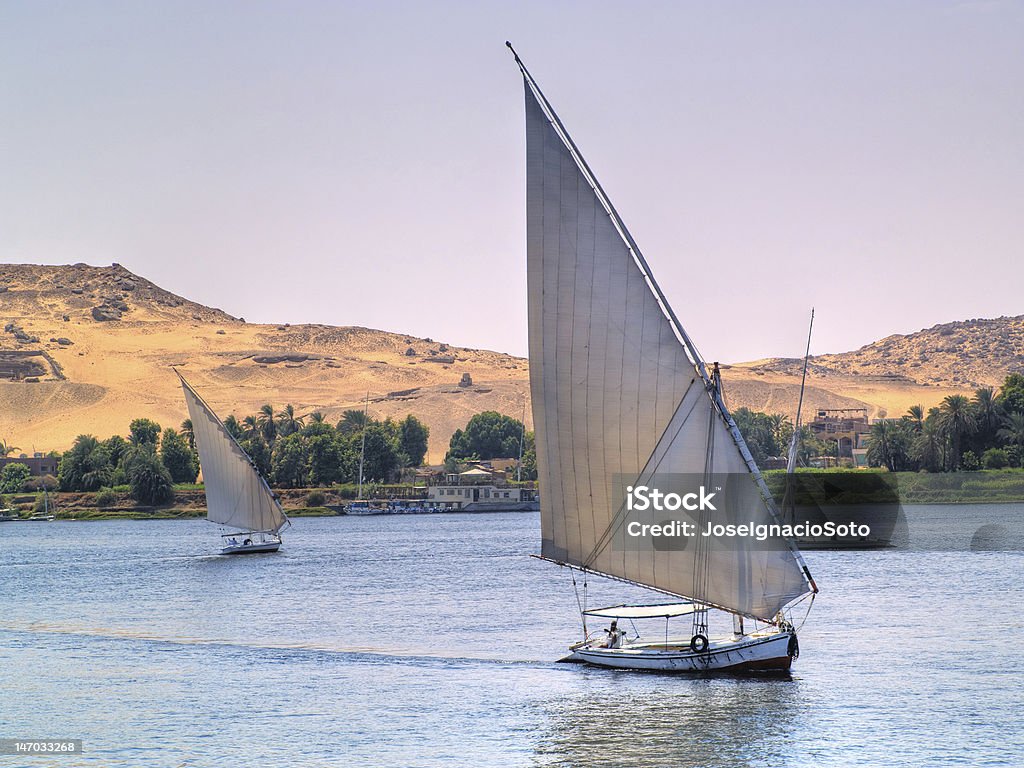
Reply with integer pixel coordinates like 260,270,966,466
2,507,1022,767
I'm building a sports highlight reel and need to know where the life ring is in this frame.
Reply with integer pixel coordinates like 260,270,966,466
690,634,709,654
787,633,800,659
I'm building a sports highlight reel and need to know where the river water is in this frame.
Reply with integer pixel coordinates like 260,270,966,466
1,506,1021,767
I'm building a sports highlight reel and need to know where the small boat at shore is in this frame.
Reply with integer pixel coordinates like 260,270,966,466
510,44,817,673
177,370,291,554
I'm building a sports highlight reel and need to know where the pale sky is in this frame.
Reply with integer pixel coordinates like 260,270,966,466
2,1,1022,362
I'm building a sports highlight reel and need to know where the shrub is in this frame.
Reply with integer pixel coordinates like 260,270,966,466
982,448,1009,470
306,490,326,507
95,487,118,508
960,451,980,471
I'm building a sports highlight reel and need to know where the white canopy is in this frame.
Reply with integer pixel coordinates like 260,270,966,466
584,603,697,620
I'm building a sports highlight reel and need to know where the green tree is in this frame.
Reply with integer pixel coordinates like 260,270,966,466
399,415,430,467
241,415,260,440
238,434,272,477
222,414,244,441
519,431,537,481
337,409,369,436
0,439,19,457
257,404,277,444
125,448,174,505
275,404,304,438
271,433,307,488
361,422,403,482
911,417,945,473
129,418,162,447
997,373,1024,416
447,411,525,461
104,435,128,468
938,395,976,471
0,462,31,493
906,405,924,432
180,419,196,450
970,387,1002,453
160,428,199,484
982,448,1009,469
306,433,343,486
997,412,1024,451
58,435,114,491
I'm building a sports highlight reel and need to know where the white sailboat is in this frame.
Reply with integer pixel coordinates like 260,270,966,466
510,44,818,672
176,371,291,554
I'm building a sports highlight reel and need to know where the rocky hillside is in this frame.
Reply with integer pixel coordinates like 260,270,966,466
740,317,1024,390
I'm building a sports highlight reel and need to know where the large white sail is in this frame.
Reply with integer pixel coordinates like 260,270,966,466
178,373,288,534
519,58,812,621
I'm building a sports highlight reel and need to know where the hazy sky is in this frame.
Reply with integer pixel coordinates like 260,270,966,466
2,1,1022,362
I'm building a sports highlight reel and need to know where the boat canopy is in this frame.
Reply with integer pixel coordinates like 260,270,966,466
583,603,697,620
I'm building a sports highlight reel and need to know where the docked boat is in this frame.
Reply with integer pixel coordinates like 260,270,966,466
177,371,291,554
510,44,818,673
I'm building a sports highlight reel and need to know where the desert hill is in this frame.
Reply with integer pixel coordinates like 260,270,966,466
0,263,529,462
2,263,1018,459
739,316,1024,389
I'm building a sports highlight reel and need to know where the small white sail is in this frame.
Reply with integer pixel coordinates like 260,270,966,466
178,373,288,534
519,54,813,621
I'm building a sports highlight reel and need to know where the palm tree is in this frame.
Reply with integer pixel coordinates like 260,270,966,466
0,439,19,457
241,415,260,440
308,411,326,424
180,419,195,451
275,404,304,437
939,394,976,471
337,409,369,436
222,414,243,441
905,405,924,432
912,418,945,473
256,404,277,444
972,387,1002,443
998,412,1024,449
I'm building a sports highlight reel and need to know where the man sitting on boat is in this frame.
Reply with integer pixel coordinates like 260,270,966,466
603,620,623,649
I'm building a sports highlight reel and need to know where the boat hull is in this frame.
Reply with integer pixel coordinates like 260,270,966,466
566,631,795,673
220,541,281,555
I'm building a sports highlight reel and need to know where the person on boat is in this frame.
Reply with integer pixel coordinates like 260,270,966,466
604,620,623,649
228,537,238,546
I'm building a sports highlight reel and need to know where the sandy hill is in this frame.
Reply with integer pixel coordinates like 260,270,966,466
2,263,1017,459
0,263,529,462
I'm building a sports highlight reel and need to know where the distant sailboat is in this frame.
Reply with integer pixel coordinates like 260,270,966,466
510,43,817,672
176,371,290,554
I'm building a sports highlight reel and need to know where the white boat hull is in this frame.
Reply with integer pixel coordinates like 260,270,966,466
220,540,281,555
566,631,796,673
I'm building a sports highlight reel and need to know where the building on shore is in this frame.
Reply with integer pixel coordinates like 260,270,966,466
0,453,59,477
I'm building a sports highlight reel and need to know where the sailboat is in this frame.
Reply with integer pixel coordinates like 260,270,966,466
176,371,291,554
510,44,818,672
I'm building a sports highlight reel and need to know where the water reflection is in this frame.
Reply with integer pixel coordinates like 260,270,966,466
533,674,803,767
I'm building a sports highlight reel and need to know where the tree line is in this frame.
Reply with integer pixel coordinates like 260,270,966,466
865,375,1024,472
31,405,539,507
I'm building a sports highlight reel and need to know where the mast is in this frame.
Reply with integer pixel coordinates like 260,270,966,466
787,309,815,474
510,43,817,602
357,391,369,500
517,402,526,483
